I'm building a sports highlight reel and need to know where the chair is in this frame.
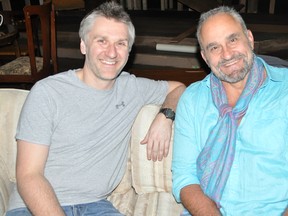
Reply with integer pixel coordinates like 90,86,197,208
0,11,22,59
0,1,58,88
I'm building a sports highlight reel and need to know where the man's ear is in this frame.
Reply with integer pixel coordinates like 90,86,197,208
201,50,208,65
247,29,254,50
80,39,86,55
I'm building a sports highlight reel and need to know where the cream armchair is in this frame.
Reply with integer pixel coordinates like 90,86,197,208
0,88,184,216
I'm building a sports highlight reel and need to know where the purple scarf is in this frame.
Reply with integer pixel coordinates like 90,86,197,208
196,56,265,207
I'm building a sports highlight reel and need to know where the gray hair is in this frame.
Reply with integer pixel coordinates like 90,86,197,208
196,6,248,49
79,1,135,51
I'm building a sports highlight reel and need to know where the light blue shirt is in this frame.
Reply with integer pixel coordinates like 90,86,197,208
172,57,288,215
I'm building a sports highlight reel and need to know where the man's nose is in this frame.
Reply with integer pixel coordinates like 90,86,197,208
105,44,117,58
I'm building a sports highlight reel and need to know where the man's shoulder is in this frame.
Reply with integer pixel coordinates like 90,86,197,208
43,69,75,82
34,70,76,88
117,71,168,86
28,70,79,99
263,59,288,82
259,55,288,68
179,75,211,106
185,74,210,93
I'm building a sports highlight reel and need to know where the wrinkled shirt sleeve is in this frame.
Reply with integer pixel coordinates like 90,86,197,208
172,87,201,202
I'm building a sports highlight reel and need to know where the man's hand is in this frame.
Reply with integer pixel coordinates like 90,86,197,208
283,208,288,216
141,81,185,161
140,113,173,161
181,184,221,216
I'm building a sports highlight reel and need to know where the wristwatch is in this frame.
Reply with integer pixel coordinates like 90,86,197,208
159,108,175,121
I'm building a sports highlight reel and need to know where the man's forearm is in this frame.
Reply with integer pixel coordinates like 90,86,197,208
17,174,65,216
142,83,185,161
162,83,186,110
180,184,221,216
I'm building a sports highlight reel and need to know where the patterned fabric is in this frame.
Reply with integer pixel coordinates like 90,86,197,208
134,192,184,216
108,104,184,215
0,56,43,75
131,105,174,194
196,55,266,207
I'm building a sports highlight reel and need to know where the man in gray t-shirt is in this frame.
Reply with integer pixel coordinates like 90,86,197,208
6,2,185,216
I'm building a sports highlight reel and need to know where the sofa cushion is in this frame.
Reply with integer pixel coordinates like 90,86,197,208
133,192,184,216
108,188,137,216
130,105,174,194
0,166,15,216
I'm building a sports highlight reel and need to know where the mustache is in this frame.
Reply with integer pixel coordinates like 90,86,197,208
218,53,246,67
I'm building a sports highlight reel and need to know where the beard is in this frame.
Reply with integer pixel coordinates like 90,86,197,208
213,51,254,83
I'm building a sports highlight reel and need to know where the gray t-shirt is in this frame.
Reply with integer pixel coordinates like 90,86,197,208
9,69,168,209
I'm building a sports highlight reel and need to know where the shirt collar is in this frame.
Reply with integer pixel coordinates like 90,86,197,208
258,56,284,82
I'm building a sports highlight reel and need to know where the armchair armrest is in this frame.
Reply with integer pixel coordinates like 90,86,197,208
0,160,15,216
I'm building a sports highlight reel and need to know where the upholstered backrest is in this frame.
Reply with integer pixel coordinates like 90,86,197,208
110,104,182,216
0,89,29,215
0,89,29,181
130,104,174,194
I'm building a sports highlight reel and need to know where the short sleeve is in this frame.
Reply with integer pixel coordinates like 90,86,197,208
16,83,55,146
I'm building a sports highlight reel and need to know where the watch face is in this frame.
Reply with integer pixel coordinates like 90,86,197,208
160,108,175,121
165,109,174,118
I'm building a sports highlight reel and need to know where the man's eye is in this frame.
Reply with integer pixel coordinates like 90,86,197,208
210,46,218,52
97,39,106,44
118,41,128,47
